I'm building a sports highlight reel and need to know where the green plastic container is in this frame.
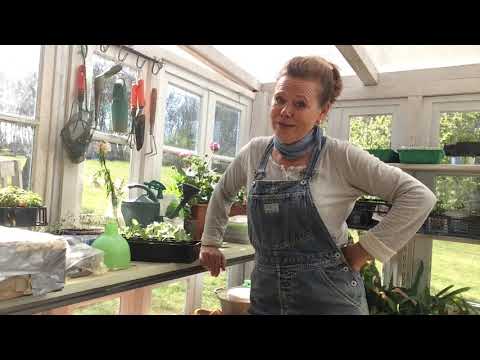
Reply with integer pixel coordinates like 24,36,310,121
367,149,399,163
92,221,131,270
397,149,445,164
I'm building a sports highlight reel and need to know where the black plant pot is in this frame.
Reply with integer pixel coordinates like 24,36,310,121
0,207,47,227
127,238,201,263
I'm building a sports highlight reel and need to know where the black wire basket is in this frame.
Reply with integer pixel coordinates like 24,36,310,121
0,206,47,227
346,199,392,230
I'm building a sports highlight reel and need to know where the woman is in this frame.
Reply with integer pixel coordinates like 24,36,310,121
199,56,436,315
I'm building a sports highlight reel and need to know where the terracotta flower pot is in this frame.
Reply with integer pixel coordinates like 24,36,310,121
189,202,248,241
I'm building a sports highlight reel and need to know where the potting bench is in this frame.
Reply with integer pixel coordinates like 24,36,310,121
0,242,255,315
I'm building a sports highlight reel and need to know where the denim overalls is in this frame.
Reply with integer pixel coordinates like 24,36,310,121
247,134,369,315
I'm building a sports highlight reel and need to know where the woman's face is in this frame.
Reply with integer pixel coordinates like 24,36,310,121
271,76,329,144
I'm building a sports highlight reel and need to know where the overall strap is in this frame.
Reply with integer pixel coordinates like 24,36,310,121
254,140,274,180
303,135,326,181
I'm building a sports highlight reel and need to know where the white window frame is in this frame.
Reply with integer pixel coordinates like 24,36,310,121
329,99,408,149
424,94,480,147
206,92,247,167
0,45,43,190
161,73,209,157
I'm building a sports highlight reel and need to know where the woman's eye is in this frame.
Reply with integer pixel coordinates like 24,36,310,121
274,96,285,105
295,101,306,108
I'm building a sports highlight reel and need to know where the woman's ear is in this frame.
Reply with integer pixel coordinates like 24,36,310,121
316,103,331,125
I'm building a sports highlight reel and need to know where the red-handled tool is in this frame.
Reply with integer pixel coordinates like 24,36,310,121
134,79,146,151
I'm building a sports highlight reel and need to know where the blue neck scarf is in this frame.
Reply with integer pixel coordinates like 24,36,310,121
273,126,322,160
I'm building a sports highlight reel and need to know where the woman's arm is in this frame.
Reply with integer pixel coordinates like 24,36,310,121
200,141,251,248
335,142,437,264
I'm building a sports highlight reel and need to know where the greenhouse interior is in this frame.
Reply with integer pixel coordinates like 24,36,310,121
0,44,479,315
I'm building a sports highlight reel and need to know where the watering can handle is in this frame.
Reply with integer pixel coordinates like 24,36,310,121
127,184,157,202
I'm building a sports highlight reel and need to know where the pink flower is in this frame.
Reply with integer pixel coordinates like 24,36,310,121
179,151,191,158
209,142,220,153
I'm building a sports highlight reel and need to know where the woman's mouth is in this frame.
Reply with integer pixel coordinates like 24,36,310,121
277,122,295,128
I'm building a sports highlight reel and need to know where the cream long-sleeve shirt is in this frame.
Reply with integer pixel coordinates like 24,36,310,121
201,135,437,263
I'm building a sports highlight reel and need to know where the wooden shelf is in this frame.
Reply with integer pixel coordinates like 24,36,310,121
388,163,480,175
415,233,480,245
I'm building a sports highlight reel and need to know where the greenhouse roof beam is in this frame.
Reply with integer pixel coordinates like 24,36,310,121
180,45,261,92
336,45,379,86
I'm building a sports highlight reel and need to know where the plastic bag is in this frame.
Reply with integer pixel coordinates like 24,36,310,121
64,236,107,278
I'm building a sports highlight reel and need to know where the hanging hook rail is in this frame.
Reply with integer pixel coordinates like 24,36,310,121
118,45,165,76
136,54,147,69
117,47,129,62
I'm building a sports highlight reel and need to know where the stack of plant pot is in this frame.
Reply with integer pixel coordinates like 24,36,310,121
346,197,392,230
0,186,47,227
444,142,480,164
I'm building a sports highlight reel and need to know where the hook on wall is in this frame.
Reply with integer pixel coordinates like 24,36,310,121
100,45,110,53
117,47,129,62
136,55,147,69
152,57,164,75
80,45,88,60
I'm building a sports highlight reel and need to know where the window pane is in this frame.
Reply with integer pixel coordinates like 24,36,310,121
431,241,480,304
349,114,392,149
0,121,34,190
90,54,137,134
440,112,480,163
81,140,130,225
0,45,40,118
164,84,201,151
211,157,230,174
213,102,240,157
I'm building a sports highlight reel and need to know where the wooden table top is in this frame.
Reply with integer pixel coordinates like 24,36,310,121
0,242,255,314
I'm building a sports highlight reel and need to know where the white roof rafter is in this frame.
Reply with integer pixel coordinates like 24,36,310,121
335,45,379,86
180,45,261,92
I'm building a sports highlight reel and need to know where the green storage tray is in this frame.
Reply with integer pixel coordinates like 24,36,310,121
397,149,444,164
367,149,399,163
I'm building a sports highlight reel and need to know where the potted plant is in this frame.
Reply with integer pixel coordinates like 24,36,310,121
425,200,449,235
120,219,200,263
360,260,478,315
0,186,47,227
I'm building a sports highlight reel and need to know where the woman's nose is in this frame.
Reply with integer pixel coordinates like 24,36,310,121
280,103,293,117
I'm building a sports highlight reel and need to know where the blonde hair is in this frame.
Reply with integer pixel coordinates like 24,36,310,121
277,56,343,108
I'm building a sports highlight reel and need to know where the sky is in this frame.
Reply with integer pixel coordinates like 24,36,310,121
0,45,40,80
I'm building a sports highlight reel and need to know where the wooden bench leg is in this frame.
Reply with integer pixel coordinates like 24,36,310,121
119,287,152,315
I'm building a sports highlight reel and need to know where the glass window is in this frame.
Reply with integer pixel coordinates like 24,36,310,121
0,121,34,190
164,84,201,151
349,114,392,149
0,45,40,118
431,241,480,304
90,54,137,134
440,111,480,147
80,140,130,225
213,102,240,158
211,157,231,174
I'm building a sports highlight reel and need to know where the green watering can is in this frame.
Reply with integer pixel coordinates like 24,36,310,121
120,181,166,227
112,78,129,133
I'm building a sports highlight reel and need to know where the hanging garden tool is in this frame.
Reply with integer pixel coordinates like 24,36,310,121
145,88,158,157
127,83,138,149
94,63,122,132
135,79,146,151
111,78,129,133
61,50,95,164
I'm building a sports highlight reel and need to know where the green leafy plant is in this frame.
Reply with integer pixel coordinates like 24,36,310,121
360,260,479,315
176,154,221,205
0,186,43,207
94,141,126,225
120,219,192,243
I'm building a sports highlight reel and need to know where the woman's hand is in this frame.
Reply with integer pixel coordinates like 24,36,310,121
199,245,226,277
341,243,374,272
